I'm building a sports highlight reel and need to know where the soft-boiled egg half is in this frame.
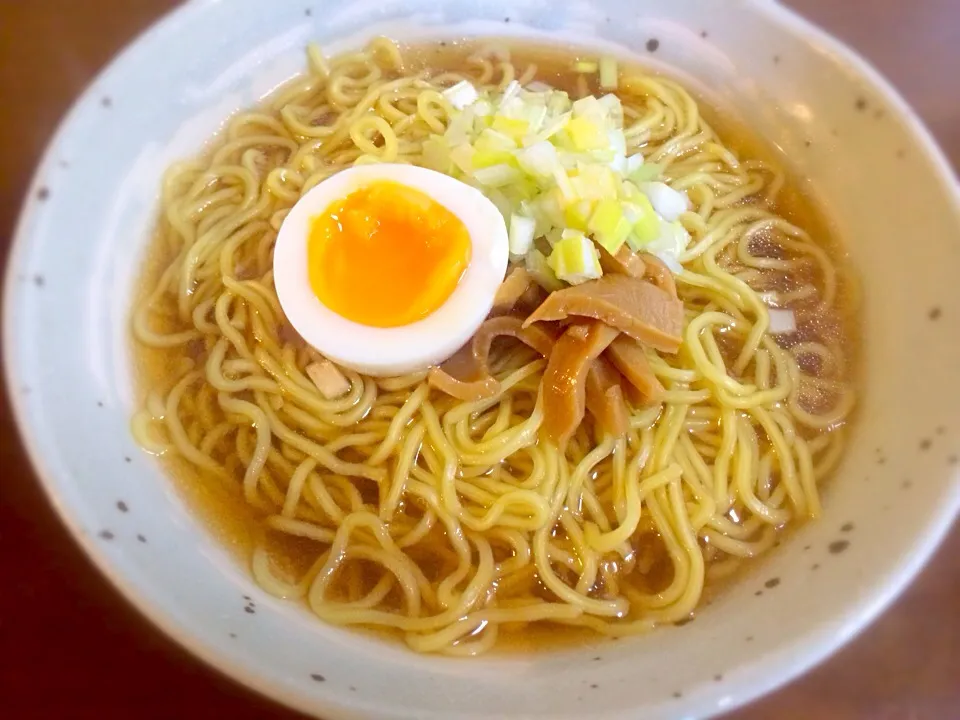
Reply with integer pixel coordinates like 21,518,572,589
274,164,509,376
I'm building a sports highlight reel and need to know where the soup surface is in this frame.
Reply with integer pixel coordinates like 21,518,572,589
132,38,858,655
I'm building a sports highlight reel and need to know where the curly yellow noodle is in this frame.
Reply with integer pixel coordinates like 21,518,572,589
132,38,857,654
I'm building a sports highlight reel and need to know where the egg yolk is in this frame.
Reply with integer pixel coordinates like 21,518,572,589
307,181,472,328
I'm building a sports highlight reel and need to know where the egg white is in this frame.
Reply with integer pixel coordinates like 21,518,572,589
274,164,509,377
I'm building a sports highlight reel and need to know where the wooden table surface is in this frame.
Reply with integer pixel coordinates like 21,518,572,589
1,2,957,718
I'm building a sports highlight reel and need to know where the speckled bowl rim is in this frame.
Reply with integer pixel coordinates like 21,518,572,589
4,1,960,718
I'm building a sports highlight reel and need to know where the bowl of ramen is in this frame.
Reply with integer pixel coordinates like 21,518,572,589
5,0,960,718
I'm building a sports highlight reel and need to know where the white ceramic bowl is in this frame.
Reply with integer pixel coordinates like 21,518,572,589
5,1,960,718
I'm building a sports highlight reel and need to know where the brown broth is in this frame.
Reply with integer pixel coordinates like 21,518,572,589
132,38,860,653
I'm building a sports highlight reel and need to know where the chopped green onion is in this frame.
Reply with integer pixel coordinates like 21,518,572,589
573,60,598,73
500,80,522,104
624,153,645,176
588,199,632,254
547,92,571,115
484,188,515,220
518,103,548,135
645,221,691,272
428,79,689,284
624,195,661,249
552,165,576,202
628,161,664,183
597,93,624,124
566,117,607,151
442,80,479,110
535,189,565,228
421,137,451,174
638,181,689,222
767,308,797,334
475,128,517,152
572,165,619,200
564,200,594,231
547,230,602,284
572,95,605,121
531,111,571,144
491,115,530,140
450,144,475,174
516,141,560,178
526,249,565,292
473,163,523,187
509,214,537,256
599,56,618,90
545,227,565,247
444,108,476,146
472,149,515,169
606,128,627,159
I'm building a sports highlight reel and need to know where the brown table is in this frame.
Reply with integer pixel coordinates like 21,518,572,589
1,2,957,718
